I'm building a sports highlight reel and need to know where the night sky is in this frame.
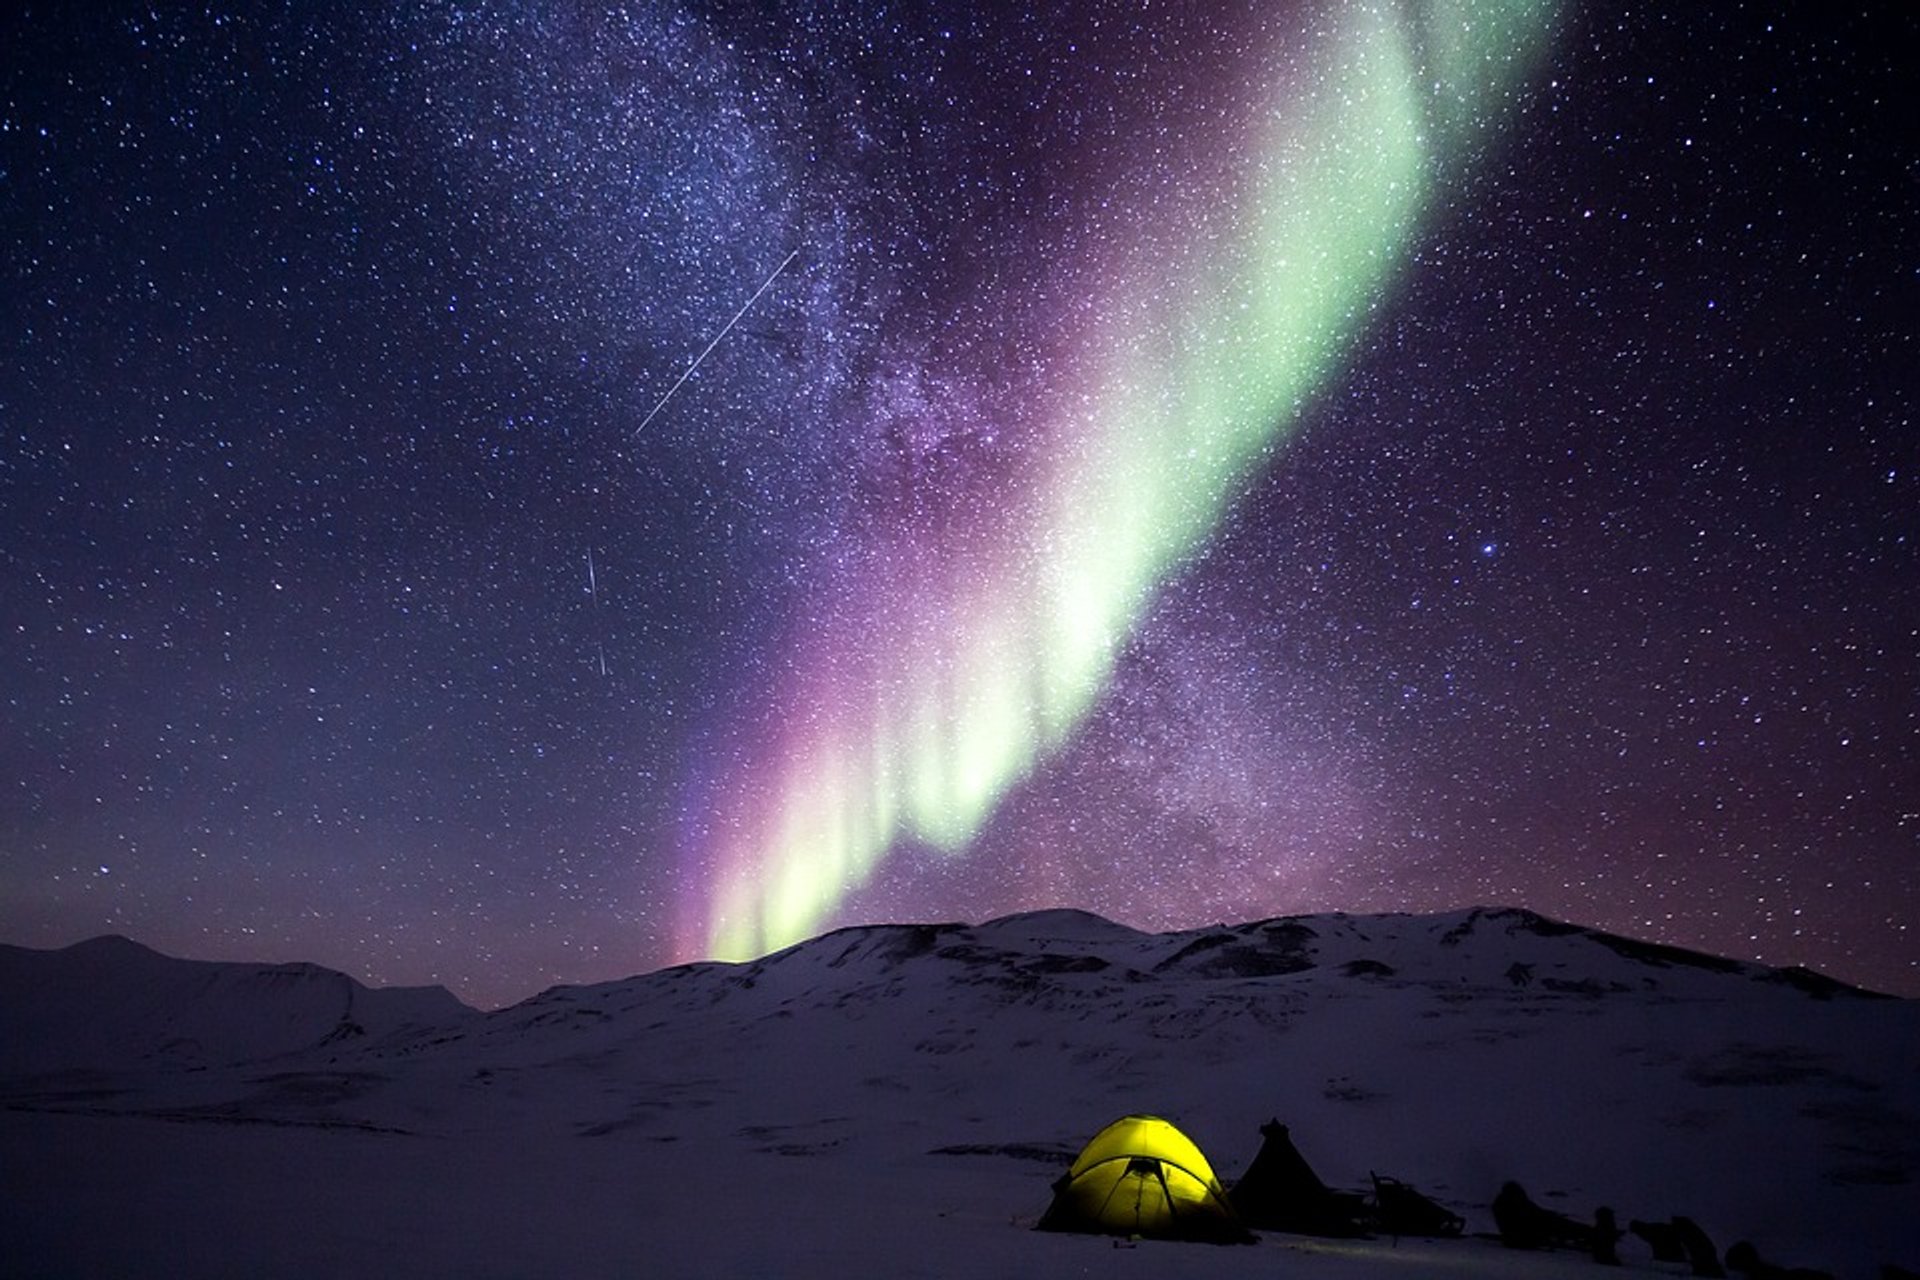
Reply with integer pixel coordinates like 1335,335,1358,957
3,2,1914,1008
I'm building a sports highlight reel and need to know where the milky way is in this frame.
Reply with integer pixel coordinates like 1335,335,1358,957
2,2,1914,1006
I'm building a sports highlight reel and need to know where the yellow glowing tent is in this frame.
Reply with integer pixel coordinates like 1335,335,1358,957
1037,1114,1254,1243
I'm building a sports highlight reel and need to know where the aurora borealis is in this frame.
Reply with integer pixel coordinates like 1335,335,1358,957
3,2,1915,1006
691,1,1563,959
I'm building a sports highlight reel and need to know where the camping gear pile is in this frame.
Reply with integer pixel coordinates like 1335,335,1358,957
1037,1114,1461,1245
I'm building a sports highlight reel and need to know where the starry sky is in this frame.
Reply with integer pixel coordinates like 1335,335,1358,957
3,2,1914,1008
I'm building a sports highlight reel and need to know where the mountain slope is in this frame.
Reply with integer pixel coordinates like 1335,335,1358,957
2,908,1915,1279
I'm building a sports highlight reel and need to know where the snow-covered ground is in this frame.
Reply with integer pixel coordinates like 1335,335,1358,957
4,907,1916,1278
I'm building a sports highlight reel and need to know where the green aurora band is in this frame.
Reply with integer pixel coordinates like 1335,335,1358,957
688,0,1560,961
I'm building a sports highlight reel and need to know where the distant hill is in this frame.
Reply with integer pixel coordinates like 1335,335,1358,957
0,934,473,1074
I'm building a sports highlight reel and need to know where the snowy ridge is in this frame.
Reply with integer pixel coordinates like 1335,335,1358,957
3,908,1916,1279
0,933,474,1075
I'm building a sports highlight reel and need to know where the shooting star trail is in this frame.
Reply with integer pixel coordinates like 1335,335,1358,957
586,547,608,678
634,249,801,438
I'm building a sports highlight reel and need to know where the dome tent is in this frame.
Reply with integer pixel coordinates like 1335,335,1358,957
1037,1114,1254,1243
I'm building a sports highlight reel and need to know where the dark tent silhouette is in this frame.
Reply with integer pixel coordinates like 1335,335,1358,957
1228,1120,1368,1236
1037,1114,1253,1243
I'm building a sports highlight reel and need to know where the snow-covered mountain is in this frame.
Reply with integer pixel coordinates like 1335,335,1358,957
0,933,472,1075
3,907,1916,1279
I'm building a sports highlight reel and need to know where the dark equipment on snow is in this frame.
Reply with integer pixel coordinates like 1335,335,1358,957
1369,1173,1466,1238
1492,1180,1609,1252
1725,1240,1836,1280
1633,1216,1725,1276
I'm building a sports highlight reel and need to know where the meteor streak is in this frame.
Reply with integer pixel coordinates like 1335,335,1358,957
586,547,608,678
634,249,801,438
